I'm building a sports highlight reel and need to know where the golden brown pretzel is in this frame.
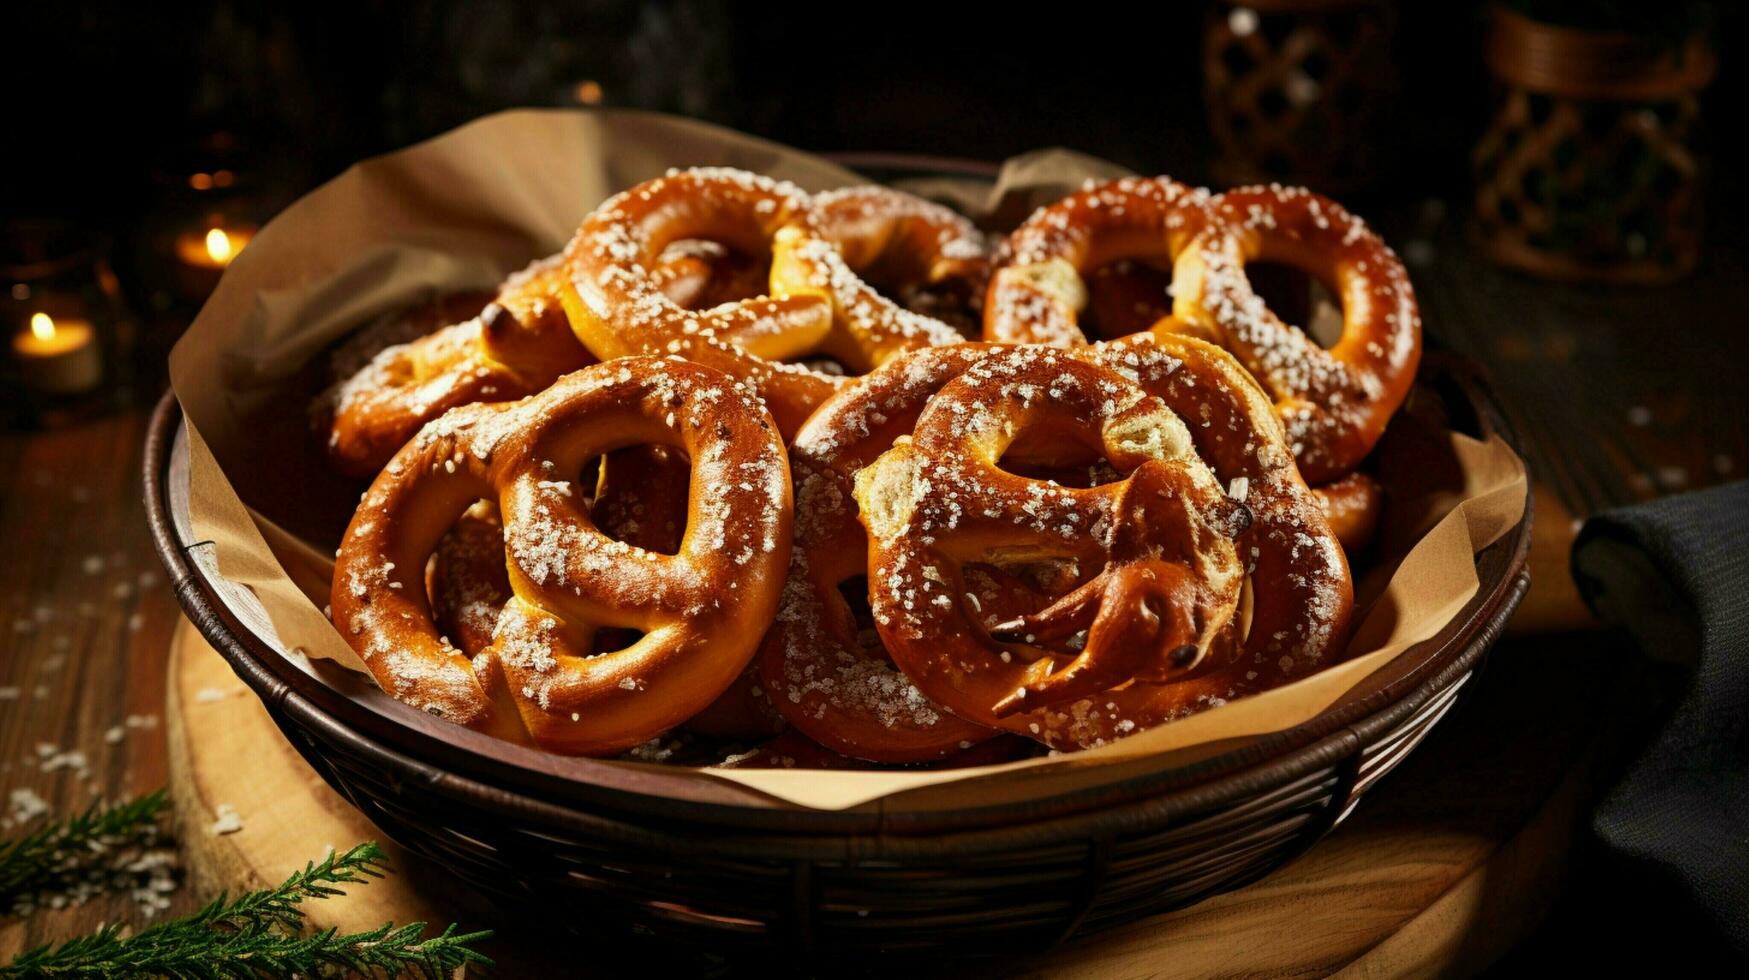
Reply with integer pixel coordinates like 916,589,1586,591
855,339,1353,750
561,168,840,435
427,444,783,739
324,257,594,477
982,176,1216,346
427,450,691,663
773,185,989,349
331,357,793,754
982,177,1422,485
1169,185,1422,483
323,243,771,478
561,170,976,435
758,345,1006,763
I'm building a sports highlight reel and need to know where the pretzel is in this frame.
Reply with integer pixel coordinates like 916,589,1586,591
323,241,774,478
771,185,989,350
561,169,975,435
1170,185,1422,483
425,444,782,739
855,340,1352,749
323,257,593,476
331,357,793,755
760,345,1007,763
982,177,1422,485
982,176,1216,346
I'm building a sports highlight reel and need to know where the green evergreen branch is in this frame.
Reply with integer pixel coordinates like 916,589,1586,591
3,841,492,979
0,791,170,912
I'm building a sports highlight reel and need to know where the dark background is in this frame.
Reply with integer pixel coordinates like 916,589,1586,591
2,0,1743,971
3,1,1744,232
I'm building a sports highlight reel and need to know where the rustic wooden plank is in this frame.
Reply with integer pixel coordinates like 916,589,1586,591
0,411,193,960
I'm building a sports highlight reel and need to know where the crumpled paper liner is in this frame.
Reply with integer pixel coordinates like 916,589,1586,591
168,108,1527,811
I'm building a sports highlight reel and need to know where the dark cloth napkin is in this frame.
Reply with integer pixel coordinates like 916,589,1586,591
1572,479,1749,953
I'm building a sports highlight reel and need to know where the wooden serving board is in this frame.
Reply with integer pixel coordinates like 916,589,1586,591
167,617,1625,977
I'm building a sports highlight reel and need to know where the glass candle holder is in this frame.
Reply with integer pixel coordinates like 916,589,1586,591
143,132,277,311
2,221,135,427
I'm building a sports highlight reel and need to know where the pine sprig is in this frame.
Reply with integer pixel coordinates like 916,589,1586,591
0,791,170,912
3,842,493,979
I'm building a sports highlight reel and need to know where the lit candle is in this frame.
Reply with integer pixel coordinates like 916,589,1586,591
175,224,255,270
12,312,102,394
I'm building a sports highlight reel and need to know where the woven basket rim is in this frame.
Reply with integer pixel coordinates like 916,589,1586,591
144,347,1531,841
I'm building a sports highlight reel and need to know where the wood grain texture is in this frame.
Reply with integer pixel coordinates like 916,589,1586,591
164,619,450,937
0,412,192,959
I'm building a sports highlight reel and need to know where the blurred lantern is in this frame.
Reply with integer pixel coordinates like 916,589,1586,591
1471,3,1716,283
1202,0,1399,193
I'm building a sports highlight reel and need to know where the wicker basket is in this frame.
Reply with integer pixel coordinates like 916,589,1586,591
1472,5,1716,283
144,346,1528,966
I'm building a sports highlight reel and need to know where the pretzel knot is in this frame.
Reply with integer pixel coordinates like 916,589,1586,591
562,169,984,436
855,340,1352,750
331,357,793,755
981,176,1421,486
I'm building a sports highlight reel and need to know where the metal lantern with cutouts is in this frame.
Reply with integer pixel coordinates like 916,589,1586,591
1203,0,1398,193
1471,6,1716,284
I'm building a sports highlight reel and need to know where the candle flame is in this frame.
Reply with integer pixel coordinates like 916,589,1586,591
30,312,56,341
205,228,235,264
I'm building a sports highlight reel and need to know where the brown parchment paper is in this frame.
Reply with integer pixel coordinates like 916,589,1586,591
168,108,1527,811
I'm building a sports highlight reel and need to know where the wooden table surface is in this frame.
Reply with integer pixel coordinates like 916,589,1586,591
2,217,1743,969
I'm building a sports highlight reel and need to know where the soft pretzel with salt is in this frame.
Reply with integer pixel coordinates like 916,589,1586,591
331,357,792,754
855,339,1352,750
982,176,1421,486
1171,186,1421,483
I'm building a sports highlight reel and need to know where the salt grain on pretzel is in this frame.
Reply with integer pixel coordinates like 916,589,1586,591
331,357,792,755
